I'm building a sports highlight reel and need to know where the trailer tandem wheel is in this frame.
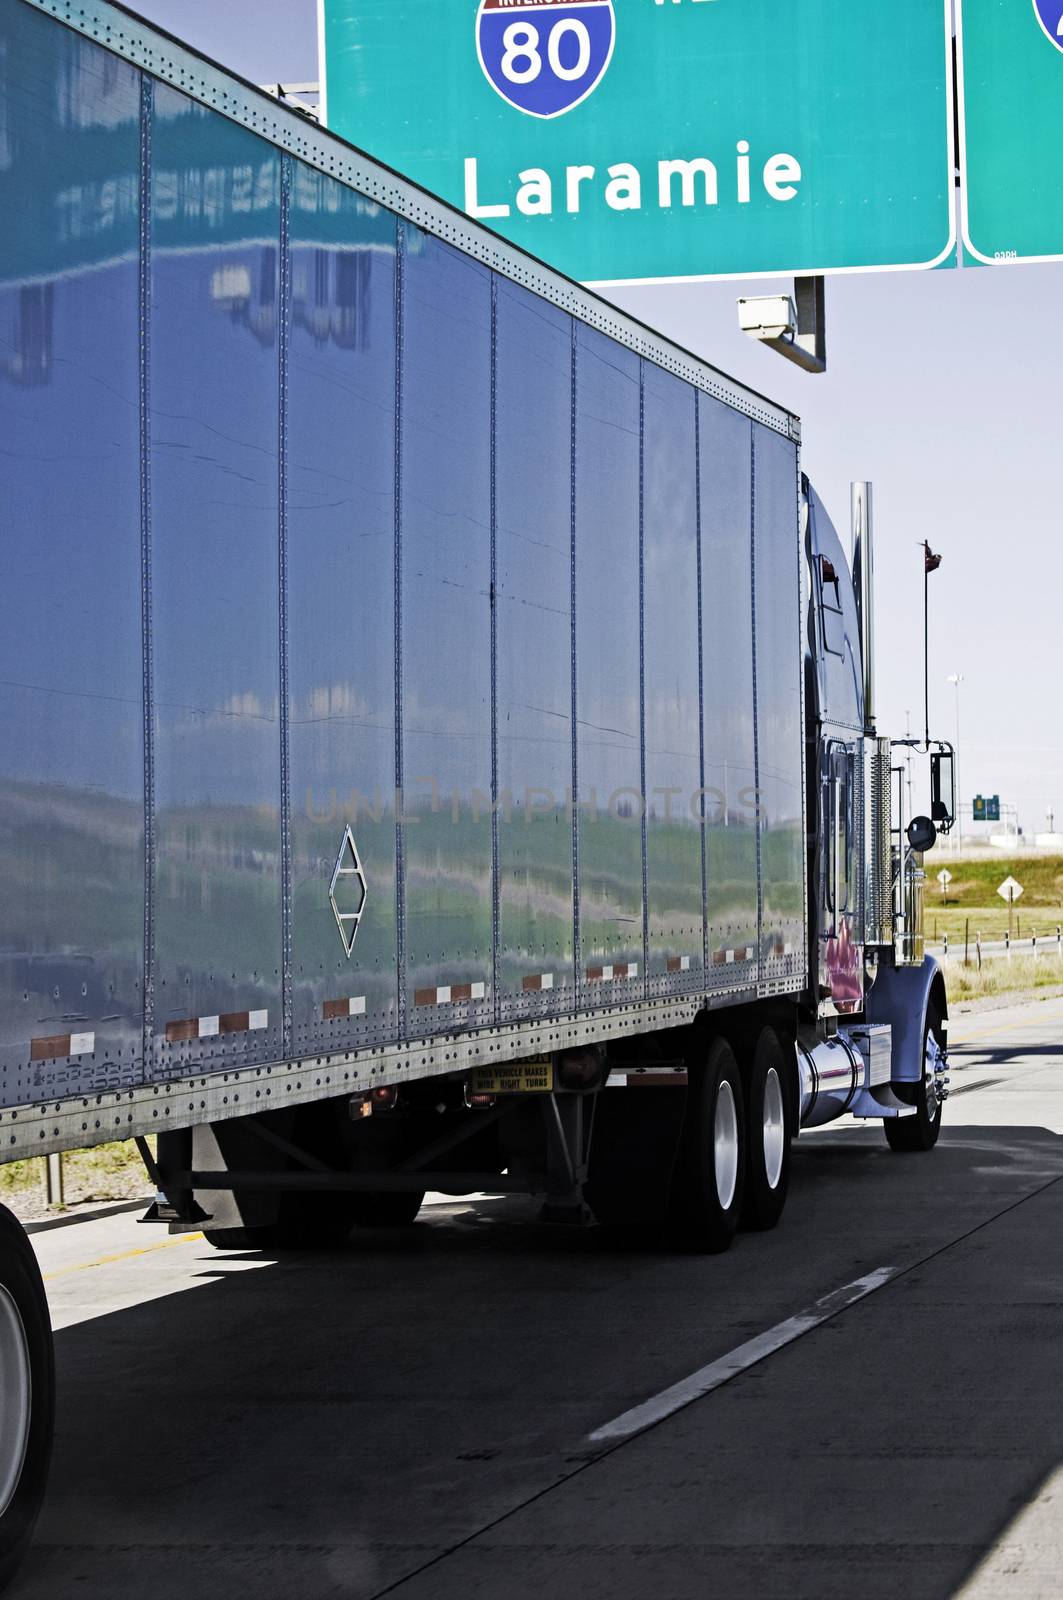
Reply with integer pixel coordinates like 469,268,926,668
203,1197,358,1251
349,1191,426,1228
0,1206,53,1594
741,1026,793,1231
669,1037,746,1253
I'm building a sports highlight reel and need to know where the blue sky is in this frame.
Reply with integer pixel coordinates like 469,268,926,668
134,0,1063,840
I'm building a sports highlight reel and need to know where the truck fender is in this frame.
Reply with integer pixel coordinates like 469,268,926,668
865,957,947,1084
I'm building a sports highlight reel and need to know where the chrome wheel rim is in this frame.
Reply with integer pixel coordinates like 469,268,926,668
762,1067,786,1190
0,1286,31,1518
713,1079,739,1211
925,1030,943,1120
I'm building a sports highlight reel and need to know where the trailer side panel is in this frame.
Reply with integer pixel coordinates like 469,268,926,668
0,0,807,1147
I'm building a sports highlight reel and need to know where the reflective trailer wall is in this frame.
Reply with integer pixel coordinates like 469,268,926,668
753,426,806,982
149,85,284,1077
700,400,759,984
287,173,398,1056
643,365,703,998
0,0,808,1110
574,327,644,1009
0,5,144,1102
494,281,574,1019
400,228,493,1037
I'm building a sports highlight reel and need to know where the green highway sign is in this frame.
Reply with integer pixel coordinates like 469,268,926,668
319,0,956,286
959,0,1063,264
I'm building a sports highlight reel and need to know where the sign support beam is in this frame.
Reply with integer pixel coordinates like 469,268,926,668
737,277,826,375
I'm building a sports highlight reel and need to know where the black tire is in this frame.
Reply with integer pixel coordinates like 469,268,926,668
884,994,945,1152
350,1189,425,1228
670,1037,746,1253
203,1200,356,1252
741,1027,793,1231
0,1205,54,1594
202,1225,279,1251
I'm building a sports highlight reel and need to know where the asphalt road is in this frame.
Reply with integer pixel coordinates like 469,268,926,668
14,994,1063,1600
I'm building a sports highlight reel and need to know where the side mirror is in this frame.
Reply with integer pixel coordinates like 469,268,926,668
907,815,938,853
930,749,955,833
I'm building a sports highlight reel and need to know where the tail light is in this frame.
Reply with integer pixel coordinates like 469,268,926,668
350,1084,399,1120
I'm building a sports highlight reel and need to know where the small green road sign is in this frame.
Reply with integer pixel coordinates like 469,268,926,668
320,0,955,286
958,0,1063,263
987,794,1001,822
973,795,986,821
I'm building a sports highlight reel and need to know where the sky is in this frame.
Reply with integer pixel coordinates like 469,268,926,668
133,0,1063,840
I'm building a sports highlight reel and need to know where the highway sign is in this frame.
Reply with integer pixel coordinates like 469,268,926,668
958,0,1063,263
476,1,616,120
997,876,1024,903
319,0,956,286
937,869,953,886
987,794,1001,822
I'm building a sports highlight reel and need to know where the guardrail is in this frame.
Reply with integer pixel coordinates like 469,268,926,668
927,927,1063,968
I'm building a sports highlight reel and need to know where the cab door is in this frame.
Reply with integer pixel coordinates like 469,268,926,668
819,738,863,1011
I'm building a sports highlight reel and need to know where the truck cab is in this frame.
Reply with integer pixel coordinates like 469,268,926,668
802,476,954,1147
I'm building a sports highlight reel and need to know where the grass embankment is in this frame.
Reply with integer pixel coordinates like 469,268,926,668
943,953,1063,1003
925,855,1063,947
1,1139,152,1224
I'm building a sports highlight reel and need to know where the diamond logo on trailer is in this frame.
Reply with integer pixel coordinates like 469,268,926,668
1033,0,1063,52
476,0,615,120
329,826,367,958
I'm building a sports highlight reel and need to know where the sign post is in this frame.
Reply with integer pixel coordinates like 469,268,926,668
320,0,955,286
937,868,953,902
997,875,1024,943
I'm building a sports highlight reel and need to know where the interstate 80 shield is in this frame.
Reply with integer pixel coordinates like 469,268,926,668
1033,0,1063,52
476,0,615,120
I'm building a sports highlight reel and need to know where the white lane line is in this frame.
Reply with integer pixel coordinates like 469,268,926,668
588,1266,897,1444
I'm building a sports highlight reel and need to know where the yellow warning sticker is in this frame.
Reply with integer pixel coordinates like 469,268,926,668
469,1058,553,1094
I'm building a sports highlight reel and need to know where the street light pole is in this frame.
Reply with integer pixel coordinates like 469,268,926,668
946,673,964,845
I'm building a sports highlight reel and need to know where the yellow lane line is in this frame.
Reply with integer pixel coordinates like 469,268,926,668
951,997,1063,1049
42,1232,204,1282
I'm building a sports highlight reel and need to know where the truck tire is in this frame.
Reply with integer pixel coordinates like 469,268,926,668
350,1190,425,1228
884,996,945,1153
0,1205,53,1594
670,1037,746,1253
202,1225,279,1251
203,1200,356,1251
741,1027,792,1231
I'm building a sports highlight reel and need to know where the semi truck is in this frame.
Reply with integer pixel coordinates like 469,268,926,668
0,0,958,1582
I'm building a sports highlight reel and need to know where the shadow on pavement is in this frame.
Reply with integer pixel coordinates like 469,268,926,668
12,1124,1063,1600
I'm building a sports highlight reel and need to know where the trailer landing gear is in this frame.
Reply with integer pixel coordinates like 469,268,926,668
141,1085,595,1248
0,1206,53,1594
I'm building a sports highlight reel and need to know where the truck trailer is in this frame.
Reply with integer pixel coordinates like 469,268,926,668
0,0,957,1581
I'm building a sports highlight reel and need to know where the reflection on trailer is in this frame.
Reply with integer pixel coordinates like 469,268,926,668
0,0,955,1584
